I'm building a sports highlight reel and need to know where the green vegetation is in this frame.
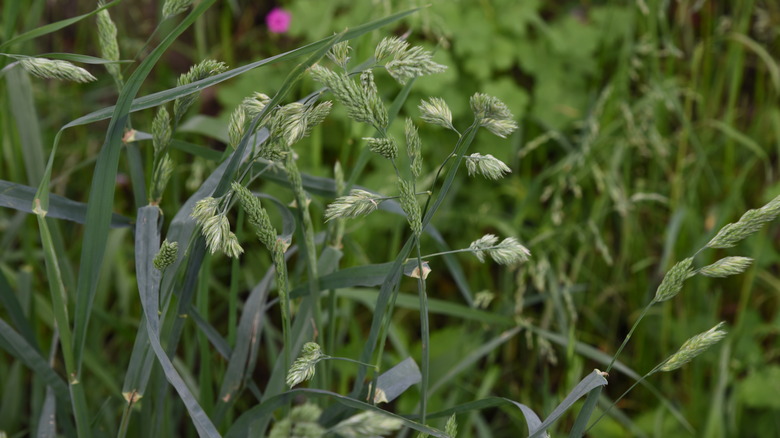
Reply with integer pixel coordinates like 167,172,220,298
1,1,779,437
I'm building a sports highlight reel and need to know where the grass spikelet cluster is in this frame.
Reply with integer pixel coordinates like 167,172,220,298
19,57,96,83
659,322,728,372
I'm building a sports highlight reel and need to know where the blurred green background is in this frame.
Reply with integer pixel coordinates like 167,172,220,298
2,0,780,436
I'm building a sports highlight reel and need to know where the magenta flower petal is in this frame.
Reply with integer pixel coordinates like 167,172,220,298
266,7,291,34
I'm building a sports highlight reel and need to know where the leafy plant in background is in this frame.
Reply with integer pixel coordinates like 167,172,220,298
2,1,780,437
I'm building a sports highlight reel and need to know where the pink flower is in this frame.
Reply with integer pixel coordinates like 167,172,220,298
266,7,291,34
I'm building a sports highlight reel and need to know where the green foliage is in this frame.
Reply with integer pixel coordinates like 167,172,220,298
1,1,780,437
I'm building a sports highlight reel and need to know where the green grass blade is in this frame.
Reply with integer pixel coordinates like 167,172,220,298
569,387,601,438
429,326,523,396
170,139,223,161
728,32,780,92
528,370,608,438
375,357,421,404
0,180,132,227
0,0,121,50
62,8,422,130
35,386,57,438
334,289,515,326
524,324,693,432
227,389,448,438
0,269,37,347
32,52,132,65
135,206,220,437
213,265,274,424
5,67,44,185
0,318,70,405
68,0,218,374
408,396,542,433
35,213,89,436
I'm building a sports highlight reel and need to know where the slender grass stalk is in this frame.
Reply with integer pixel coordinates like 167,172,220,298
605,300,655,373
34,212,90,438
284,153,323,351
414,242,429,423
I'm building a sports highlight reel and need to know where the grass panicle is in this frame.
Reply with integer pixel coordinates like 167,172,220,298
658,322,728,372
654,257,694,302
405,118,423,178
464,153,512,180
162,0,194,18
398,178,422,237
697,256,753,278
330,411,404,438
173,59,228,124
153,240,178,270
366,136,398,160
96,1,122,85
19,57,96,83
706,195,780,248
327,40,351,70
286,342,325,387
324,189,384,221
268,404,325,438
418,97,455,131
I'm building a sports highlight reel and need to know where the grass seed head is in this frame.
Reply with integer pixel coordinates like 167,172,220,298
445,414,458,438
365,137,398,160
227,105,247,150
231,182,276,250
465,153,512,180
286,342,323,387
268,403,324,438
331,411,403,438
375,36,409,62
706,195,780,248
19,58,96,83
654,257,694,302
698,256,753,278
152,106,172,155
490,237,531,265
96,3,122,84
385,45,447,84
398,179,422,237
327,40,352,70
173,59,228,123
419,97,454,131
162,0,193,18
469,234,499,263
150,154,174,203
201,215,231,255
659,322,727,372
324,189,383,222
242,92,272,119
153,240,179,271
470,93,518,138
405,118,423,178
310,64,379,128
191,197,219,225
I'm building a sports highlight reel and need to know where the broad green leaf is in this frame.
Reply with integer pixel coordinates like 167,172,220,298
0,180,132,227
528,370,608,438
135,206,219,437
375,357,421,403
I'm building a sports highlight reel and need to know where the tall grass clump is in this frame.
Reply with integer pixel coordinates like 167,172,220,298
1,2,779,437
